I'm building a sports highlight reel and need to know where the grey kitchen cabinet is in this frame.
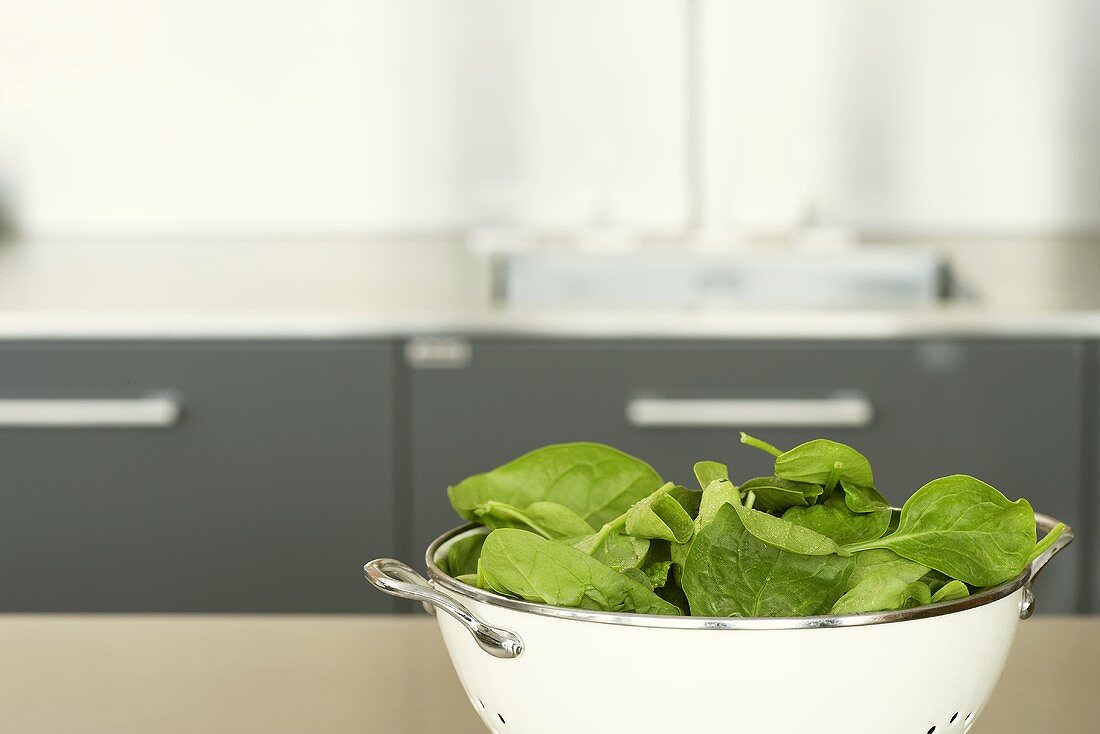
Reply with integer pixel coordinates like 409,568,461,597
0,341,395,612
409,338,1086,613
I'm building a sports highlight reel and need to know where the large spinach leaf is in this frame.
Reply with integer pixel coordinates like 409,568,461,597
478,528,681,615
782,495,891,546
830,572,932,615
474,500,595,539
448,442,663,527
772,438,874,488
742,434,888,513
846,548,931,590
843,475,1036,586
728,488,847,556
682,504,853,617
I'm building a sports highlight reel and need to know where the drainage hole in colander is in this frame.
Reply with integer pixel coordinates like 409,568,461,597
950,713,958,723
478,698,485,710
497,713,506,725
965,713,973,722
928,727,936,734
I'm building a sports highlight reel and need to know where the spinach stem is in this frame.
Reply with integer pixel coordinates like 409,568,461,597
744,490,756,510
586,482,674,555
840,537,883,554
739,432,783,458
822,461,843,500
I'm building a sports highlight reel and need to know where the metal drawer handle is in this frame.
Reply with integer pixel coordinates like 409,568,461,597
0,397,180,428
363,558,524,659
626,397,874,429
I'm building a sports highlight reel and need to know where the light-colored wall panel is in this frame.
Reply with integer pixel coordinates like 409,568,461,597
701,0,1096,236
0,1,687,236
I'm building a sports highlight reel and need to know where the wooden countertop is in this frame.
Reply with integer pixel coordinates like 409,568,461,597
0,615,1096,733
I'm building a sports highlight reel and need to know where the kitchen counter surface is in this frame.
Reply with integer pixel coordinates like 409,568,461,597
4,239,1100,339
0,614,1095,733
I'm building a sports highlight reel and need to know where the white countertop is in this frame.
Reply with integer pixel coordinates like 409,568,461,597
0,615,1095,733
2,239,1100,339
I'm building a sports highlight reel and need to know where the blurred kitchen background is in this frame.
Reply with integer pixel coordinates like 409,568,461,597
0,0,1098,616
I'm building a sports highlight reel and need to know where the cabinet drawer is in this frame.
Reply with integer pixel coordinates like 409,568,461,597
0,341,395,612
410,339,1084,613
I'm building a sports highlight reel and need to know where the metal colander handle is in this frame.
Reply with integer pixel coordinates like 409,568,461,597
1019,512,1075,619
363,558,524,659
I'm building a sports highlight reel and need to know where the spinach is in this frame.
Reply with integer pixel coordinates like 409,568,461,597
739,476,823,514
1029,522,1067,564
931,580,970,603
742,434,889,513
696,479,740,527
846,548,931,590
442,533,486,577
682,504,853,617
671,478,738,580
656,577,690,614
448,442,663,527
627,560,674,591
440,436,1051,618
625,485,696,543
668,485,703,519
831,572,932,615
478,528,681,615
728,490,848,556
693,460,729,489
782,496,891,546
844,475,1036,586
569,531,651,572
474,500,594,539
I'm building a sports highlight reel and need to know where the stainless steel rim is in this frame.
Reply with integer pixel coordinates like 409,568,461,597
424,513,1069,630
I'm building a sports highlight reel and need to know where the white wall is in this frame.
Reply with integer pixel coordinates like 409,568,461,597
0,1,688,237
700,0,1099,236
0,0,1096,240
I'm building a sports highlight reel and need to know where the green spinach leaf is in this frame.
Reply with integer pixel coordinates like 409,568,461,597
656,577,690,614
682,504,853,617
693,460,729,489
568,531,651,572
729,490,848,556
846,548,931,590
843,475,1036,586
448,442,663,527
772,438,874,489
742,434,888,513
931,580,970,603
830,571,932,615
625,489,695,543
782,495,891,546
474,500,595,539
739,475,823,514
442,533,487,577
479,528,681,615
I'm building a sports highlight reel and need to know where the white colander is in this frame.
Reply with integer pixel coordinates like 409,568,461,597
365,513,1072,734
